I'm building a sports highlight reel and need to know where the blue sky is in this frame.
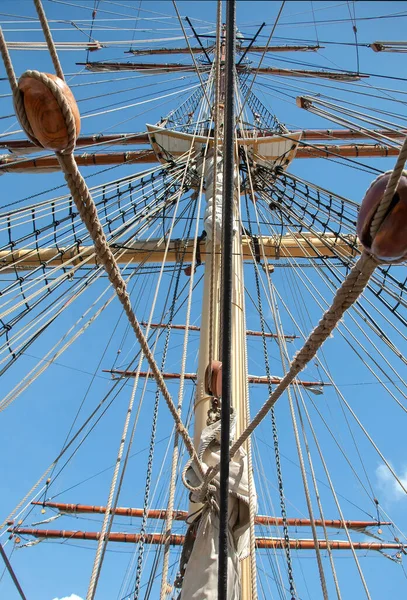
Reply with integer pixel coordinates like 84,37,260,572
1,1,407,599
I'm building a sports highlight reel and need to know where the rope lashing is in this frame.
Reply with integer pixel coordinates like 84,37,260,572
0,27,203,479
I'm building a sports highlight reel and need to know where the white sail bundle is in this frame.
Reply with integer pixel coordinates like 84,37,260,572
203,148,224,243
181,414,255,599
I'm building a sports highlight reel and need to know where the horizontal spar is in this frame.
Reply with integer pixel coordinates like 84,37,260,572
140,322,298,340
0,145,398,173
297,144,400,158
0,133,150,152
77,62,364,81
2,129,404,153
9,528,404,552
104,369,329,389
0,150,156,172
125,45,321,56
0,235,360,271
30,502,389,531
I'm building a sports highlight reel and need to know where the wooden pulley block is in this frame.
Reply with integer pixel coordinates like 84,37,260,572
357,171,407,262
204,360,222,398
18,72,80,152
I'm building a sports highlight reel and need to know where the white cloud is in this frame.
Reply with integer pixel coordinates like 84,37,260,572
52,595,84,600
376,463,407,503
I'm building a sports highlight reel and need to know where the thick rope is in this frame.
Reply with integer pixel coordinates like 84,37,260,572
55,152,201,470
0,29,37,144
231,250,377,455
197,250,378,495
33,0,65,80
0,23,202,477
369,137,407,239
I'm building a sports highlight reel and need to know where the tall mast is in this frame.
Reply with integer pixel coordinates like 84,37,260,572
192,2,254,597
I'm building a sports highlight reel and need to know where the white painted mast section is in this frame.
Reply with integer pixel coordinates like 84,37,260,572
186,19,255,593
184,144,254,600
193,147,222,451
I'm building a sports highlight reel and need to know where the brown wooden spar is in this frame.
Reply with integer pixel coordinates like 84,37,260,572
125,45,321,56
9,528,405,553
139,322,298,340
0,150,156,172
77,61,364,81
104,369,329,389
3,129,404,154
0,234,361,272
30,502,391,531
1,144,399,173
296,144,401,158
0,143,390,172
0,133,151,153
300,129,407,141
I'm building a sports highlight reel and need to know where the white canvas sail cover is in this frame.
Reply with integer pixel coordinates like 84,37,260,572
180,415,255,599
203,148,224,243
203,147,238,243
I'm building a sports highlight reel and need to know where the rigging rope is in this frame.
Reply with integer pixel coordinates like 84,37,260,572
87,181,191,600
198,131,407,497
242,178,296,598
218,4,236,598
159,69,213,600
0,7,203,478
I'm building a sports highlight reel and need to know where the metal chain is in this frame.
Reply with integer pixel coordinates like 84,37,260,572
133,206,194,598
243,186,297,599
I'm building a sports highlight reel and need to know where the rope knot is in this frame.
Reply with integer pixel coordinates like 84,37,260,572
357,170,407,263
17,70,80,154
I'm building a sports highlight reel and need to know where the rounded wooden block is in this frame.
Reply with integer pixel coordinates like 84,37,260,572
204,360,223,397
18,72,80,151
210,360,222,398
357,172,407,261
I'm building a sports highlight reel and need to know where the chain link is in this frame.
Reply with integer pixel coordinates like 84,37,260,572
244,186,297,599
133,201,195,598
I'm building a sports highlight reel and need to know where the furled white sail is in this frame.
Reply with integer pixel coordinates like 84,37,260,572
180,415,255,599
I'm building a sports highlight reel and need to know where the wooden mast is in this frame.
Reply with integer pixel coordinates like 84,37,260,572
191,7,254,596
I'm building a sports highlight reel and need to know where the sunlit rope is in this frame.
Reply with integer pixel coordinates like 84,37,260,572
0,6,203,482
271,280,407,497
238,126,328,596
159,65,215,599
254,196,407,405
